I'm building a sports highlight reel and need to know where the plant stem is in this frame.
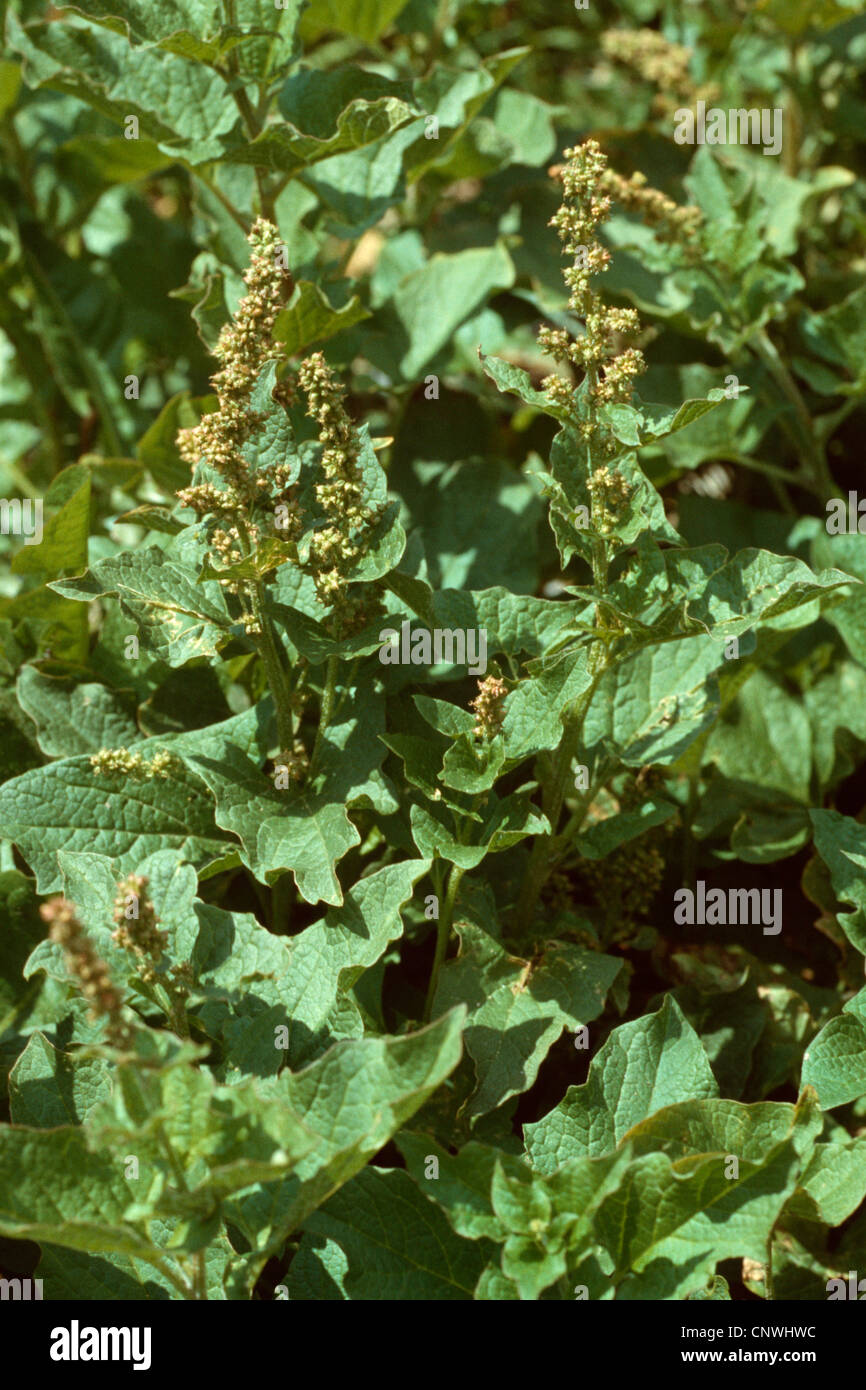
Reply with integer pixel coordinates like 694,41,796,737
22,248,125,458
150,1256,196,1300
514,659,604,935
271,871,293,933
252,578,294,753
424,863,464,1022
749,328,834,501
192,1250,208,1301
234,518,294,753
309,654,338,775
223,19,275,222
192,168,251,232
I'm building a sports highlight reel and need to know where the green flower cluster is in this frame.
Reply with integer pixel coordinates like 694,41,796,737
297,350,385,626
176,218,299,614
538,141,646,417
40,897,132,1046
90,748,174,778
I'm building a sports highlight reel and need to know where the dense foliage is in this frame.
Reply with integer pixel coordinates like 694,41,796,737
2,0,866,1301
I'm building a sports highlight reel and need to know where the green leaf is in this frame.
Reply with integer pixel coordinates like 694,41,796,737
432,886,622,1117
12,474,90,577
299,0,412,42
0,1124,174,1261
225,92,415,177
0,753,232,893
809,809,866,955
786,1138,866,1225
594,1093,821,1297
265,858,430,1067
16,667,139,758
187,746,361,904
271,281,370,357
801,1011,866,1110
524,997,719,1171
287,1165,490,1299
9,1031,113,1126
388,243,515,378
584,636,723,766
257,800,362,905
479,352,566,419
10,15,238,163
397,1133,524,1242
226,1007,466,1251
62,0,305,73
51,547,233,666
410,791,549,869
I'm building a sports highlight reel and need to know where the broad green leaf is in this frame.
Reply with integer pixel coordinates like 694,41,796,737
9,1031,113,1126
12,474,90,577
271,281,370,357
410,791,549,869
226,1007,466,1253
397,1134,524,1242
16,667,139,758
35,1245,175,1301
388,243,515,378
85,1045,318,1205
287,1165,490,1299
583,636,722,766
594,1093,821,1296
257,802,363,905
809,808,866,955
801,1012,866,1110
501,648,595,761
0,753,232,893
524,997,719,1171
51,547,233,666
432,886,622,1116
225,94,415,177
786,1138,866,1225
0,1125,175,1262
299,0,412,42
62,0,305,74
10,15,238,163
272,859,430,1066
491,89,557,166
188,745,361,904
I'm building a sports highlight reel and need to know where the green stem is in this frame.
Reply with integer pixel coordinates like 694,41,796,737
514,662,604,936
271,871,293,933
192,1250,208,1301
749,328,834,501
223,0,275,220
192,167,251,232
424,863,464,1022
253,579,294,753
309,654,338,776
150,1256,196,1300
21,248,125,458
234,519,294,753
